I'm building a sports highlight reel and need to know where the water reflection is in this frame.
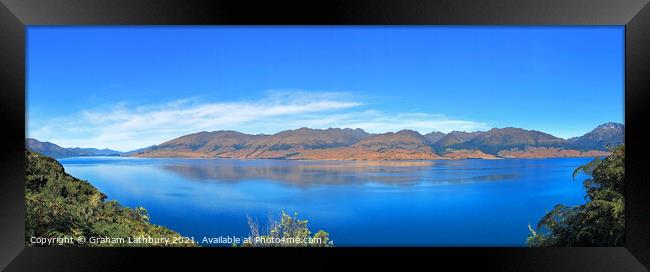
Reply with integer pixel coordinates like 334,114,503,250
158,159,520,186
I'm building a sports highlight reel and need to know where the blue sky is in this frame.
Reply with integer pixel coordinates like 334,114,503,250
27,26,624,151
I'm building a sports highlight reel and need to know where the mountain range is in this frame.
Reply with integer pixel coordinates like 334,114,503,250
25,138,123,158
127,122,624,160
26,122,623,160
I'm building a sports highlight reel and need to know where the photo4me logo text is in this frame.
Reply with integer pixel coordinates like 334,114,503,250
29,235,331,246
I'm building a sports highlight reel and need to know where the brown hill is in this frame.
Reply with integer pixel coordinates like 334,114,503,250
423,131,446,144
452,127,566,155
135,128,371,159
250,127,368,149
432,131,483,153
353,130,430,151
133,130,264,157
239,127,369,159
256,129,442,160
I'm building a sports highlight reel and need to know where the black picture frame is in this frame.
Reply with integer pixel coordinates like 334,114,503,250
1,0,649,270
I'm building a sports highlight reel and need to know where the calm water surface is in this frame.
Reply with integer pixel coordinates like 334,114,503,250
58,157,591,246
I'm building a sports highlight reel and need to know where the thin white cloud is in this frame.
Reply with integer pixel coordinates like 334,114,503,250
27,91,490,151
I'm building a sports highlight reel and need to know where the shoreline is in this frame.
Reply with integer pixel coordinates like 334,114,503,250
56,154,611,161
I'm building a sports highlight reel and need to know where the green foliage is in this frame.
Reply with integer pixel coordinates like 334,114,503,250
25,150,196,247
241,211,333,247
527,145,625,247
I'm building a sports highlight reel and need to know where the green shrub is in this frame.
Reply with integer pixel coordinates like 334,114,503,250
528,145,625,247
25,150,196,247
240,211,333,247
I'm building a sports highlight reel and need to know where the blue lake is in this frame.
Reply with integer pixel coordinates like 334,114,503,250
57,157,591,246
